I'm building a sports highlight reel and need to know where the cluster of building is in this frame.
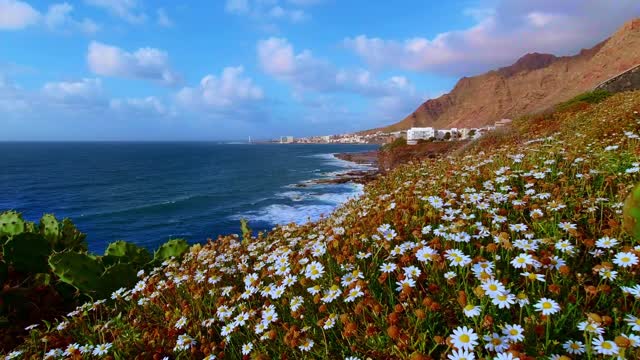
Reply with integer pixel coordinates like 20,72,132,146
276,118,513,145
406,118,512,145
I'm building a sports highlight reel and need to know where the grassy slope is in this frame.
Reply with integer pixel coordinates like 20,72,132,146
7,92,640,359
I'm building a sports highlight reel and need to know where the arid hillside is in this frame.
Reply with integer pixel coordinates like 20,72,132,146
366,18,640,133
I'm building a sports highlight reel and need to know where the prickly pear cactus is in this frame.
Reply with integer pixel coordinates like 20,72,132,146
39,214,60,244
59,218,87,252
2,233,51,273
623,183,640,240
48,252,105,297
240,218,252,242
102,263,138,295
104,240,151,267
0,211,25,237
153,238,189,262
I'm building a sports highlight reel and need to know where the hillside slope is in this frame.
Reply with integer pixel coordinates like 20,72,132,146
8,91,640,359
369,18,640,133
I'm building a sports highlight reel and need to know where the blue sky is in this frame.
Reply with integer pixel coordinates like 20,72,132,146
0,0,638,140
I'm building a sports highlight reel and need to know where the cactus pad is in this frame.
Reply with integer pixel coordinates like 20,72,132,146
154,238,189,262
39,214,60,244
59,218,87,252
2,233,51,273
49,252,105,297
104,240,152,266
0,211,25,237
102,263,138,295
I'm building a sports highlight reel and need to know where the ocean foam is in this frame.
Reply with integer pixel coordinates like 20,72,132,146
235,204,336,225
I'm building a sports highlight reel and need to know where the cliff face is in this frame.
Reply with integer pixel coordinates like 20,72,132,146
370,18,640,133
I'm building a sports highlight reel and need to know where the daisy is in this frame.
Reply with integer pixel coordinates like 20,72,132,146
482,279,506,297
591,336,619,356
625,314,640,331
304,261,325,280
534,298,560,315
510,253,534,269
521,272,545,282
450,326,478,351
344,286,364,303
175,316,187,329
493,353,519,360
379,262,397,273
5,351,23,360
241,342,253,356
596,236,619,249
298,338,314,352
491,292,516,309
448,349,475,360
483,333,509,352
508,223,528,232
395,278,416,292
463,304,481,318
92,343,112,356
562,340,585,355
613,252,639,268
577,320,604,335
502,324,524,343
416,246,437,262
558,222,577,232
444,271,457,280
403,265,421,279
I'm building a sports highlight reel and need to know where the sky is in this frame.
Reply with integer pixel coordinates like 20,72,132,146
0,0,638,141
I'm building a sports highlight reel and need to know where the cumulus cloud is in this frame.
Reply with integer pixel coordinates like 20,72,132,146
84,0,146,24
225,0,309,24
0,1,99,34
0,0,40,30
258,37,420,99
344,0,640,76
110,96,172,116
258,37,426,129
87,41,181,86
176,66,263,110
42,78,104,104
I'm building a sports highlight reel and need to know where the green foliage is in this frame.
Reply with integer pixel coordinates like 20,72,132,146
0,211,25,237
153,238,189,263
49,252,105,297
2,233,51,273
240,218,251,242
59,218,88,252
102,263,138,295
380,137,407,152
104,240,152,267
623,182,640,240
39,214,59,243
556,89,612,112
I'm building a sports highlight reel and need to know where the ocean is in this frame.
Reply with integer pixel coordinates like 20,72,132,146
0,142,378,253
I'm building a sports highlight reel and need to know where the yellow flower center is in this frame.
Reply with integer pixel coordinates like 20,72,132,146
459,334,470,343
510,329,518,336
464,304,475,311
528,273,537,280
542,302,552,309
517,258,525,263
622,257,630,262
602,342,612,349
489,284,498,291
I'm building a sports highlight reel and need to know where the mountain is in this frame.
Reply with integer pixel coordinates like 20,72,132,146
366,18,640,133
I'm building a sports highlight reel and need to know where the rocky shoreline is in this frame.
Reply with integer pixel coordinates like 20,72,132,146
315,150,380,185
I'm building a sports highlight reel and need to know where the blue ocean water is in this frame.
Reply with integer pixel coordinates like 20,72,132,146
0,142,378,253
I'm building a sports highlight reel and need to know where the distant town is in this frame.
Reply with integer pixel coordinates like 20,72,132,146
269,118,513,145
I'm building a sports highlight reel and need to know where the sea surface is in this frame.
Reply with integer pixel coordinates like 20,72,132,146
0,142,378,253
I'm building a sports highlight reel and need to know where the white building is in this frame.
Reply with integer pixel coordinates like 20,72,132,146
407,127,435,145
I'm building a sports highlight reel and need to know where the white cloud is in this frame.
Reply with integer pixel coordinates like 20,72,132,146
0,0,40,30
44,3,100,34
225,0,310,24
176,66,263,109
110,96,171,116
286,0,323,6
344,0,640,76
156,8,173,27
257,37,420,98
42,78,104,103
0,1,99,33
85,0,146,24
87,41,181,86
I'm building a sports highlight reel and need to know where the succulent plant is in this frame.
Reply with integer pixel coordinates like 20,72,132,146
59,218,88,252
623,183,640,240
102,263,138,295
39,214,60,243
153,238,189,263
0,211,25,237
104,240,151,267
49,252,105,298
2,233,51,273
